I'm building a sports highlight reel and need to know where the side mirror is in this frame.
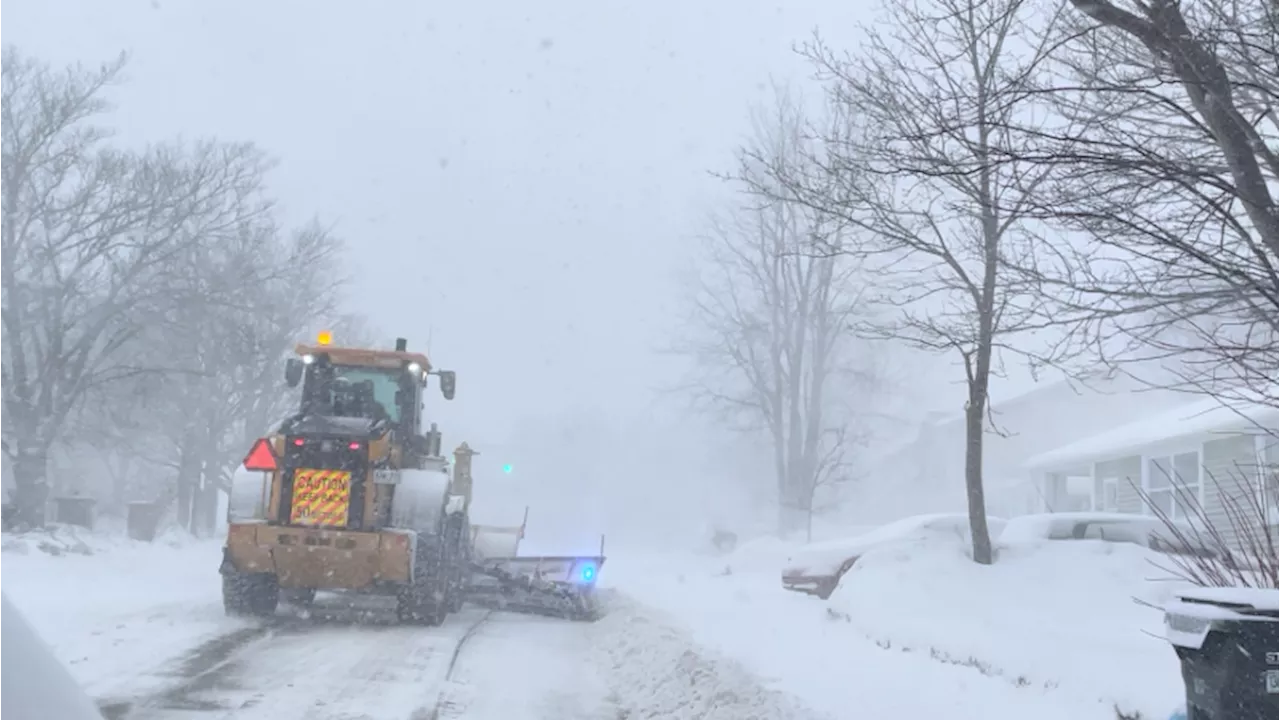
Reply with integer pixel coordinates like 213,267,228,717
284,358,304,388
439,370,456,401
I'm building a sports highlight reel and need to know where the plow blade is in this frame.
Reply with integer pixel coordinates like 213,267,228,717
468,555,605,621
471,522,524,560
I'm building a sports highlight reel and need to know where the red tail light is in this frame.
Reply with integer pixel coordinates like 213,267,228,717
348,441,362,450
292,438,305,447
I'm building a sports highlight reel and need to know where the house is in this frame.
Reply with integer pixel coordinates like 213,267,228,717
1024,395,1279,544
858,370,1196,520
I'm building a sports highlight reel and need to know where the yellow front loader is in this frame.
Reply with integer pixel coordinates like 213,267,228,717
221,334,466,626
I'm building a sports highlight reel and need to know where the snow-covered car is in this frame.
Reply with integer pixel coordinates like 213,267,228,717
999,512,1229,562
781,513,1007,599
1,593,105,720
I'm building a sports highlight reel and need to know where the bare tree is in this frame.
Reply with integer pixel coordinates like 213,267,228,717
91,218,348,535
1,48,273,527
760,0,1064,562
677,89,876,539
1012,0,1278,406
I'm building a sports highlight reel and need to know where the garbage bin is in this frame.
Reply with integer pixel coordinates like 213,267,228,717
53,496,96,530
1164,587,1279,720
126,501,163,542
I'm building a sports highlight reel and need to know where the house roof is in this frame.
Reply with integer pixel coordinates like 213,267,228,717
1023,395,1277,470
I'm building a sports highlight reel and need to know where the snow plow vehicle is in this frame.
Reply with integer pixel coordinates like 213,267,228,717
221,332,605,624
221,334,467,625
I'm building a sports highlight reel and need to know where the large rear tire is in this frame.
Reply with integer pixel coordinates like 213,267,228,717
397,539,448,626
223,571,279,617
444,516,467,613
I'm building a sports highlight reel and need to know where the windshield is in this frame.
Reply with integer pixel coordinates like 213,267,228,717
307,365,402,423
6,3,1275,719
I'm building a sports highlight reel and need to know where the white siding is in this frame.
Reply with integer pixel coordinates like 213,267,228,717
1095,456,1143,513
878,374,1192,517
1202,434,1267,550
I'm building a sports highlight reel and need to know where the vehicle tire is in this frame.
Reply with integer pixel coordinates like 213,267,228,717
397,538,447,626
443,516,467,613
446,576,465,613
223,572,279,617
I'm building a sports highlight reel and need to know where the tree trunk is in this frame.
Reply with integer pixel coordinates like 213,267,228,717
193,454,220,537
776,468,809,538
109,455,132,516
963,393,994,564
175,442,199,532
968,112,999,566
10,447,50,528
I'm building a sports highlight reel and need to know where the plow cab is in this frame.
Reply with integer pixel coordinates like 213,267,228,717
465,508,607,621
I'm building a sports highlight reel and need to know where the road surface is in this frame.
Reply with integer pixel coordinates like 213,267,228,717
100,600,614,720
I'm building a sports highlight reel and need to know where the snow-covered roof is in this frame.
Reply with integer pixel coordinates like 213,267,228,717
1024,395,1277,470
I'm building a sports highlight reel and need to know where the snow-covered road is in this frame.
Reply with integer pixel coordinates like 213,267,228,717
114,610,486,720
438,612,614,720
3,532,633,720
99,604,622,720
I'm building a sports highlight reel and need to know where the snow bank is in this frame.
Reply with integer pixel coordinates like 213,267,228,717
1,521,202,557
608,536,1189,720
783,513,1005,576
722,535,801,573
1,526,252,700
590,593,833,720
829,536,1189,718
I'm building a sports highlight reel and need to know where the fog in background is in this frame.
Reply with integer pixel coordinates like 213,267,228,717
5,0,1057,551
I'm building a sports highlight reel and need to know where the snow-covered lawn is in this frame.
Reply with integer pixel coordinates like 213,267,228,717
1,525,253,700
604,534,1190,719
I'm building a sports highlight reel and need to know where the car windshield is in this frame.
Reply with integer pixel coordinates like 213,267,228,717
9,4,1275,719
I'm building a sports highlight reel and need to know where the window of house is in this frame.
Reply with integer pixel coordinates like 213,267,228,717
1144,450,1201,521
1259,434,1278,524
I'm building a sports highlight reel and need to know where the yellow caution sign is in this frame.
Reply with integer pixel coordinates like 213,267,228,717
290,469,352,527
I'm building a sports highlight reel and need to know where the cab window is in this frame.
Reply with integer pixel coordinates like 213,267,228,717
330,367,401,422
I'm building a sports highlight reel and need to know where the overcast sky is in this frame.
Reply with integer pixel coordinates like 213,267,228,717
6,1,1054,540
4,0,888,429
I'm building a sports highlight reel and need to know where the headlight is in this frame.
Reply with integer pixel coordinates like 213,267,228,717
407,362,422,374
302,354,316,365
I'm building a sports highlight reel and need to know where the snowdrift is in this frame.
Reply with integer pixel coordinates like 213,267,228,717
782,514,1000,577
589,593,834,720
829,536,1188,717
609,531,1190,719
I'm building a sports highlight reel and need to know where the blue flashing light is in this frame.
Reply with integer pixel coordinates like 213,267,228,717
502,463,513,474
580,564,597,583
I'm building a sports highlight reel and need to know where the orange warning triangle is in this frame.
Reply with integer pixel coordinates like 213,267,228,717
243,438,278,472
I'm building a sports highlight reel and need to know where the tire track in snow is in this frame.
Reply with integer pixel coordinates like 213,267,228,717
107,608,493,720
432,612,618,720
98,622,282,719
